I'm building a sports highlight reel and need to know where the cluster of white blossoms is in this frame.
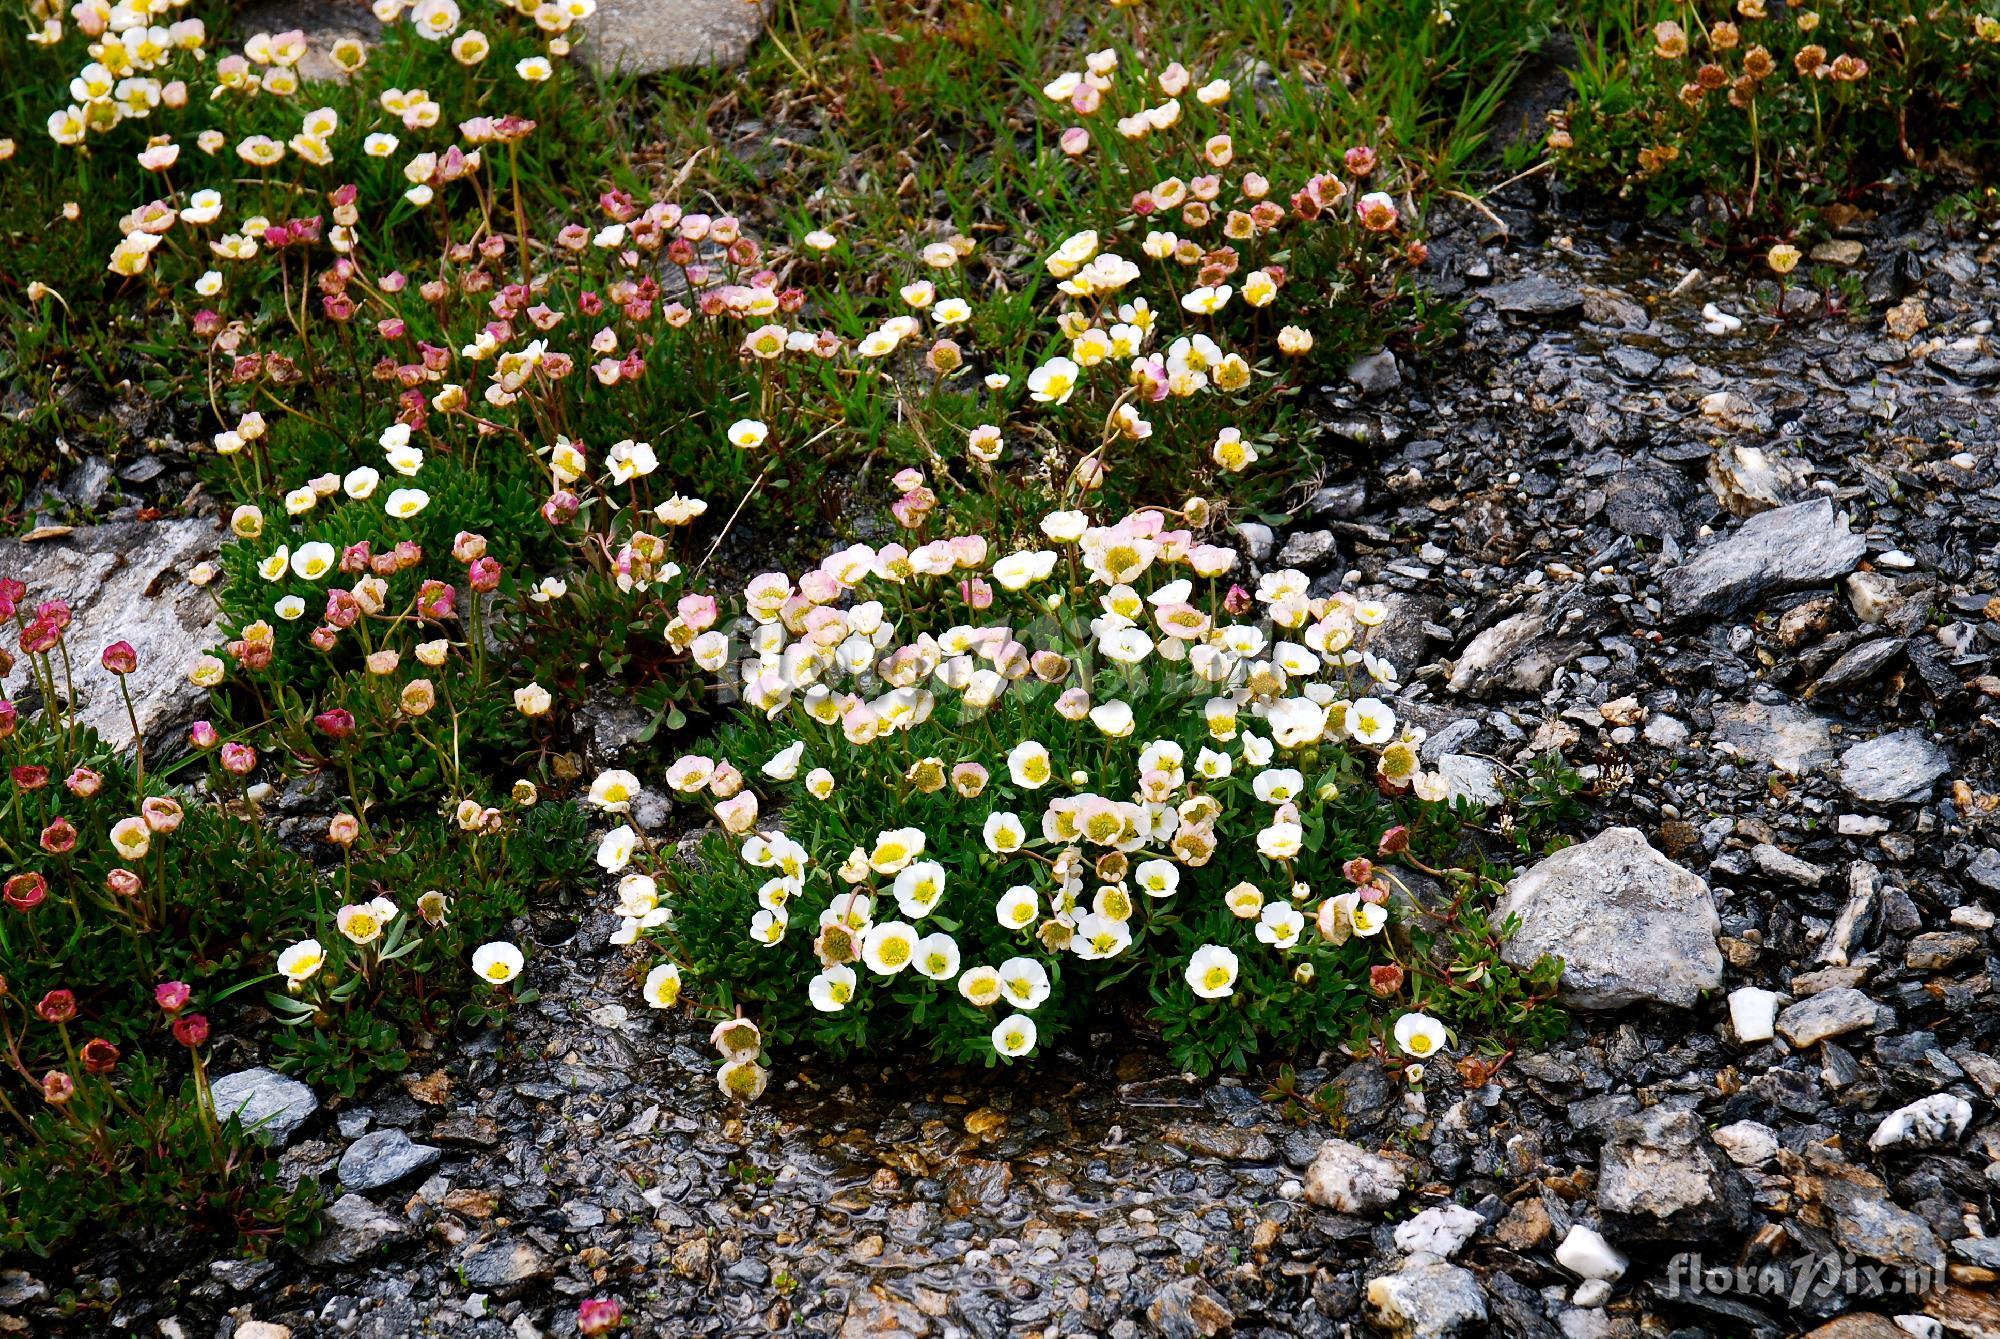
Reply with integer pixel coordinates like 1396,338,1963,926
640,505,1464,1067
40,0,207,147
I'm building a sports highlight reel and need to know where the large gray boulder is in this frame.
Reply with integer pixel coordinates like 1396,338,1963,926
0,519,222,754
1498,827,1723,1009
1662,498,1867,620
583,0,772,73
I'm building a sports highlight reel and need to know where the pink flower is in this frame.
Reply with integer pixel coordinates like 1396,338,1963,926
221,743,257,775
42,1072,74,1105
172,1013,210,1048
314,708,357,739
189,720,219,750
578,1299,623,1335
36,989,76,1023
39,817,77,854
101,640,138,674
155,981,191,1013
5,873,47,911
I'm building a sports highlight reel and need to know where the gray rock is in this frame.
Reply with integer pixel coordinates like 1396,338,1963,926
1364,1260,1488,1337
1447,593,1593,698
1952,1237,2000,1269
1277,529,1338,569
303,1193,410,1266
1776,986,1883,1047
1347,349,1402,397
1968,847,2000,893
1597,1106,1752,1240
337,1129,441,1191
1661,499,1867,620
1807,1161,1944,1271
209,1257,276,1291
583,0,770,73
1705,445,1809,517
1711,697,1838,776
1838,730,1951,805
1750,843,1825,887
1497,827,1722,1009
460,1236,553,1291
1145,1276,1236,1339
1489,276,1583,317
1307,480,1368,518
1643,715,1689,748
1437,755,1503,807
0,519,224,753
209,1068,318,1146
1816,637,1904,693
1233,522,1274,562
1302,1137,1405,1214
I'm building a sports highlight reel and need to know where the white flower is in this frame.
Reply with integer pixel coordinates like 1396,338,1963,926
1007,741,1052,789
996,885,1039,929
1133,859,1179,898
1393,1012,1449,1058
861,920,919,974
277,939,325,983
1348,697,1396,746
1256,902,1305,949
595,824,637,872
384,487,430,519
891,861,947,919
992,1012,1037,1058
287,540,334,581
1026,356,1080,405
472,940,524,985
1186,944,1239,999
913,932,962,981
728,418,769,449
587,769,640,811
1257,821,1303,861
643,963,682,1008
762,741,805,780
983,811,1027,854
809,964,857,1012
997,956,1051,1009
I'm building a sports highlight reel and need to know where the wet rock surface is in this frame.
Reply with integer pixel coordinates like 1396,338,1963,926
13,195,2000,1336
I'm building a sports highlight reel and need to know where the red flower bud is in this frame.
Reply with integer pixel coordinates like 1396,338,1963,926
36,989,76,1023
172,1013,209,1048
314,708,357,739
1369,964,1405,997
5,873,47,910
81,1038,119,1075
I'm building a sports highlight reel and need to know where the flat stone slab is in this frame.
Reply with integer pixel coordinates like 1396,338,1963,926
210,1067,319,1146
582,0,773,74
1662,498,1867,620
0,519,223,754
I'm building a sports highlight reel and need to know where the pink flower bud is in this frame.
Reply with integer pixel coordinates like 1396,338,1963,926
155,980,191,1013
172,1013,209,1048
314,708,357,739
189,720,219,750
